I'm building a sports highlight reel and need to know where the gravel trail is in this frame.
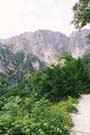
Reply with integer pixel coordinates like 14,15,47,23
70,95,90,135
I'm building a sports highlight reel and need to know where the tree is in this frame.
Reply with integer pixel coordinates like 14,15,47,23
72,0,90,29
0,77,9,96
29,54,89,102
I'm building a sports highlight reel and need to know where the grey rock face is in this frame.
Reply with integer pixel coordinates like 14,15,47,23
0,29,90,82
2,30,70,64
69,29,90,58
0,43,43,85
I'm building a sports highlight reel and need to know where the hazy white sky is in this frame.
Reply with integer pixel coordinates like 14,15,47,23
0,0,78,38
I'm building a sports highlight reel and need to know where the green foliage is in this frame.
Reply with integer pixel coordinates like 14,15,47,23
81,54,90,93
60,52,74,62
29,54,89,102
0,53,89,135
0,96,76,135
0,77,9,96
72,0,90,29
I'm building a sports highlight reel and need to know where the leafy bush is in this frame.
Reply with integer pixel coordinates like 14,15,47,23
29,54,89,102
0,96,76,135
0,53,89,135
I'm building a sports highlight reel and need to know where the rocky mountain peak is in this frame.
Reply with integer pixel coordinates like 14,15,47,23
0,29,90,85
69,29,90,58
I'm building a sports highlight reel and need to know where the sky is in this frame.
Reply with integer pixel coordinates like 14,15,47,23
0,0,78,38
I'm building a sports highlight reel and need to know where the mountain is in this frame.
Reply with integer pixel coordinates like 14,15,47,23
0,43,44,86
0,29,90,85
69,29,90,58
1,30,70,64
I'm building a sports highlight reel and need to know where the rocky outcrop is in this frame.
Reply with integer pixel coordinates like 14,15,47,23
0,29,90,85
0,44,43,85
1,30,70,64
69,29,90,58
1,29,90,61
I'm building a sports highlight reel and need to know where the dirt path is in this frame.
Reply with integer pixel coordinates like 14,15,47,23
70,95,90,135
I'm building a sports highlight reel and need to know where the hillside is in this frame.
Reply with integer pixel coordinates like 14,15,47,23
0,29,90,85
1,30,70,64
0,44,44,85
69,29,90,58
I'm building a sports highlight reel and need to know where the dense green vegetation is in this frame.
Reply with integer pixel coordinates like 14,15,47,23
0,53,89,135
0,96,77,135
0,77,9,96
72,0,90,29
0,0,89,134
82,53,90,77
29,53,90,102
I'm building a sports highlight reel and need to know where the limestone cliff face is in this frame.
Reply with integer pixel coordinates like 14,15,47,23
69,29,90,58
0,44,43,85
2,30,69,64
2,29,90,61
0,29,90,85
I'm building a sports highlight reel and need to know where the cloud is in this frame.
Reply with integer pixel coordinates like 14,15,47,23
0,0,77,38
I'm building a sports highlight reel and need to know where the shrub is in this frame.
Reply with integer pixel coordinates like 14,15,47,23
29,54,90,102
0,97,76,135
